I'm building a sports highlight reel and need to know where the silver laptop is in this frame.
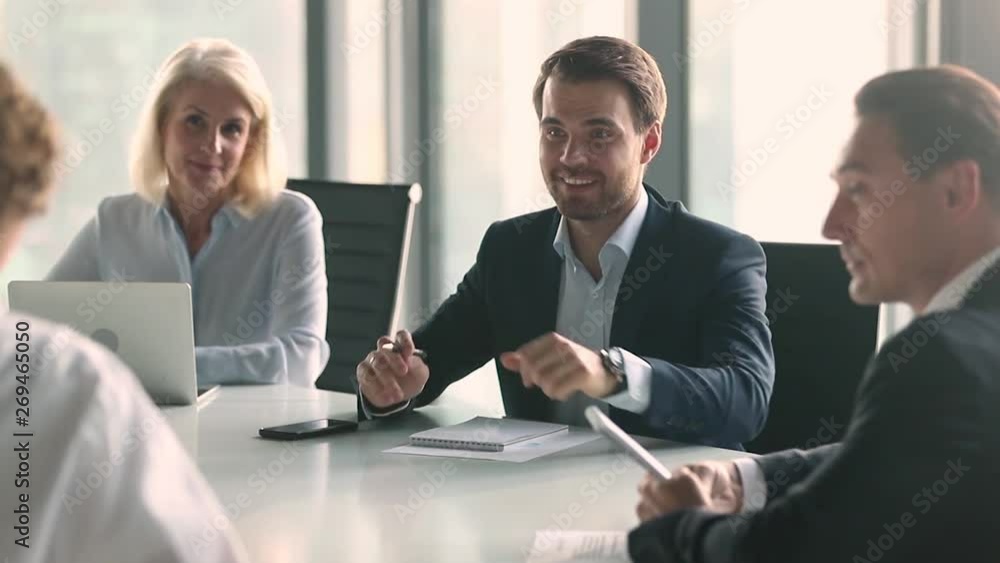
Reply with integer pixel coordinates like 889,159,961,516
8,281,219,406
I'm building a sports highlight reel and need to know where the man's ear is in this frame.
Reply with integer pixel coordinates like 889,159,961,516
939,159,983,218
640,121,662,165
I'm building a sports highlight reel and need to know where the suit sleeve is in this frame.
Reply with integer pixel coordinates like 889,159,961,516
628,328,981,563
640,235,775,445
407,223,498,406
753,443,841,503
737,444,841,511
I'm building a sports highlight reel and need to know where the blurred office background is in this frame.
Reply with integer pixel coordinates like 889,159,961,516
3,0,997,411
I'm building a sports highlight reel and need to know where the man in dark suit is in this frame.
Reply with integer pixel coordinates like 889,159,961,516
355,36,775,448
630,65,1000,562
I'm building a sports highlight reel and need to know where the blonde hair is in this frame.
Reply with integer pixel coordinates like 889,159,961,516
0,61,59,220
129,38,287,216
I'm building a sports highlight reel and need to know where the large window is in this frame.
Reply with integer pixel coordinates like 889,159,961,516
687,0,922,339
687,0,913,243
0,0,306,305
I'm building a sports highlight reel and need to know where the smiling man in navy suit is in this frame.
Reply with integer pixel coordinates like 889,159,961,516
355,36,775,449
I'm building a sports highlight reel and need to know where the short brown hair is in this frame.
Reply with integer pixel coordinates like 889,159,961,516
533,36,667,133
855,65,1000,195
0,61,59,219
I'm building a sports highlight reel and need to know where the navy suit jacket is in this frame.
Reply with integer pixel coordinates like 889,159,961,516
629,260,1000,562
402,185,774,448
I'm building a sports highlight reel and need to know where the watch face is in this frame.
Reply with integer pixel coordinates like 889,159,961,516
607,347,626,378
611,347,625,368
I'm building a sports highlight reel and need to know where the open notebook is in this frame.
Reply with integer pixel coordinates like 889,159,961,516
409,417,568,452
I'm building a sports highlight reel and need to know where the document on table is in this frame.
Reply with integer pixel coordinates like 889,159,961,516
525,530,629,562
383,429,599,463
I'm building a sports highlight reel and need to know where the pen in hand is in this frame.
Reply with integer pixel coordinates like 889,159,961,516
381,341,428,361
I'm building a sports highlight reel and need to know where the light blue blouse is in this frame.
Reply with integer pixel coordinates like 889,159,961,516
46,191,330,387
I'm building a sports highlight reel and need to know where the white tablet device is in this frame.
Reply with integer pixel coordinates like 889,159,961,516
584,405,673,481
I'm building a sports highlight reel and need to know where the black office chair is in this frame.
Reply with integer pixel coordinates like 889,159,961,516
287,179,421,393
745,242,880,454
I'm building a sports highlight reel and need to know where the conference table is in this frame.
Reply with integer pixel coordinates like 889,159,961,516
162,386,747,563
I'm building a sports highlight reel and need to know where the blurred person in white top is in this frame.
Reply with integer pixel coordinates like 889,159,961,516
0,62,248,563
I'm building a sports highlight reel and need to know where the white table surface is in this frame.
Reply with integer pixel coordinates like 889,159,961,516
162,386,746,563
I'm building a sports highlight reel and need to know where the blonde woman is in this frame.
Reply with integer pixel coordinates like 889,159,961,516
47,38,329,386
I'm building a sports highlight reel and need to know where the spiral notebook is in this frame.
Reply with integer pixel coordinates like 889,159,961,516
408,417,568,452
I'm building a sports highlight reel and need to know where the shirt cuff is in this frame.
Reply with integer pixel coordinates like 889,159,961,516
733,457,767,513
602,349,652,413
360,396,411,418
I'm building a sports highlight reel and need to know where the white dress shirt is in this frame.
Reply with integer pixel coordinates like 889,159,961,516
0,314,248,563
734,245,1000,513
45,191,330,387
549,188,654,426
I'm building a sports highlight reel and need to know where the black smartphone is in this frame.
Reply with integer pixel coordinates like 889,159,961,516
258,418,358,440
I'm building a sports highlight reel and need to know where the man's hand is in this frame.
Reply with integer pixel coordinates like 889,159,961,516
635,461,744,522
356,330,429,408
499,332,617,400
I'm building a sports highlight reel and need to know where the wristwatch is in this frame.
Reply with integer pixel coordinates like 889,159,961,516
600,347,628,393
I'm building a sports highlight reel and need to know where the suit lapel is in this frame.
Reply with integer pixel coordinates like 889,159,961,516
529,212,563,336
507,212,562,420
610,186,676,350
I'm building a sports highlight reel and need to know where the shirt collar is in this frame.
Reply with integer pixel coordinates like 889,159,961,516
923,245,1000,315
552,187,649,264
155,199,245,230
605,186,648,259
214,204,245,228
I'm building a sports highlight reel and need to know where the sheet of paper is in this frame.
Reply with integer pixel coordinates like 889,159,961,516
382,429,599,463
525,530,629,563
